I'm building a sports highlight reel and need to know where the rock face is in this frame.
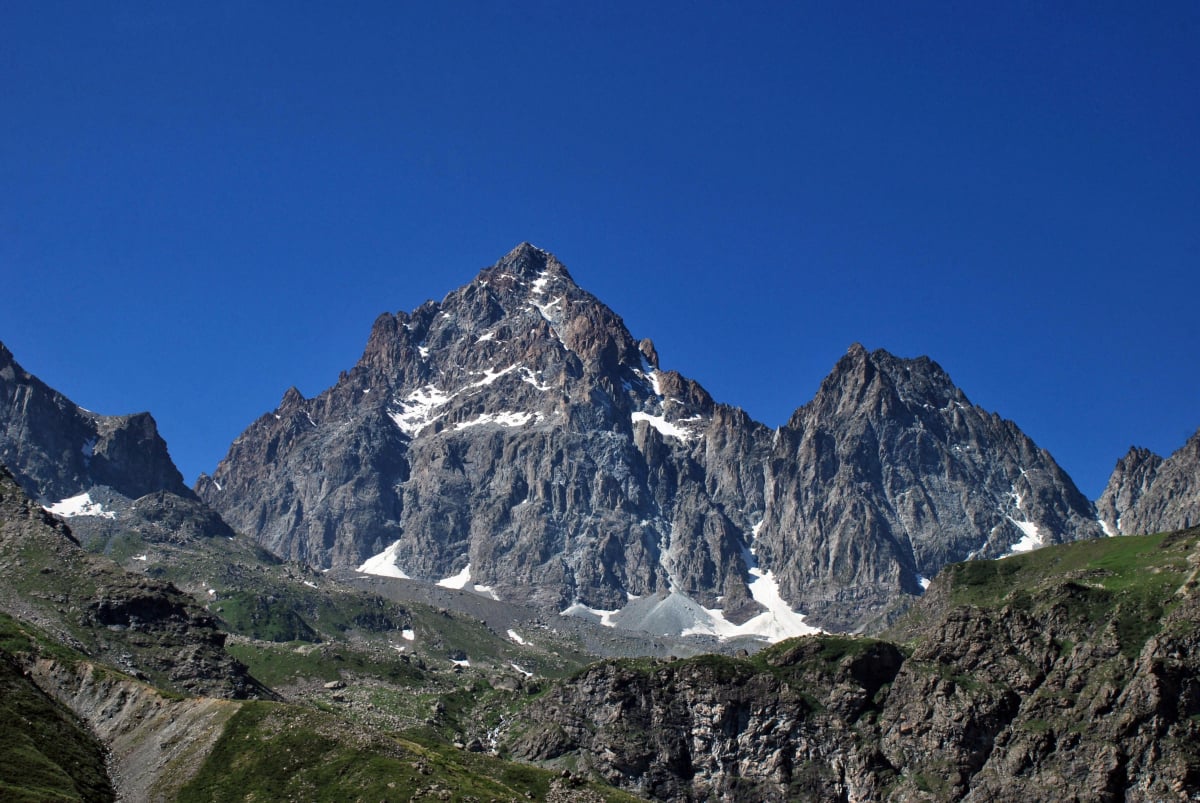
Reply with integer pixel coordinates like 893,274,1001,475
200,244,772,623
758,345,1102,631
199,244,1101,633
503,529,1200,801
0,341,188,502
1097,430,1200,536
0,341,234,546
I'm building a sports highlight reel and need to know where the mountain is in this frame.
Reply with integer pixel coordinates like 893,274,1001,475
1097,429,1200,536
0,341,188,503
198,244,1102,634
757,344,1102,630
0,340,235,550
501,528,1200,800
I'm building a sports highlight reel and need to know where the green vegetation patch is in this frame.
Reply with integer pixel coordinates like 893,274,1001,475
225,639,425,688
0,649,114,802
180,701,638,802
940,530,1197,657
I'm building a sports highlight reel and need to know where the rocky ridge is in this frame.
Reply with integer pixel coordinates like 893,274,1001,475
198,244,1104,634
1098,428,1200,536
502,528,1200,801
758,344,1102,630
0,340,236,556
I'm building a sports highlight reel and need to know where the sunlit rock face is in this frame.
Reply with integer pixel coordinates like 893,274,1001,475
198,244,1101,634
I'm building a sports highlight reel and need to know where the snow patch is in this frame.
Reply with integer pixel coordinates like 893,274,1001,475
81,438,96,459
476,331,496,343
510,662,534,677
303,580,318,589
631,412,697,442
918,576,931,591
506,629,529,646
133,554,148,562
560,602,620,628
435,564,500,599
437,564,473,590
401,628,416,641
471,364,519,386
389,385,454,436
454,411,540,430
1003,518,1044,556
1099,517,1118,538
531,272,550,294
44,492,117,520
356,540,411,579
520,367,552,391
451,658,471,668
683,546,821,642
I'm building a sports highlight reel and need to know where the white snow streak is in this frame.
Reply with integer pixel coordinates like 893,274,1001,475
559,602,621,628
437,565,473,590
631,412,697,442
1003,519,1044,556
506,629,529,646
356,540,411,579
401,628,416,641
436,564,501,599
44,492,117,520
454,411,540,430
389,385,454,436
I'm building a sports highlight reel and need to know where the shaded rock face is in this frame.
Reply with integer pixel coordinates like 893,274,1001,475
1098,430,1200,536
200,244,772,617
0,468,260,699
758,345,1102,631
198,245,1100,632
504,531,1200,802
0,342,189,503
507,642,904,801
0,341,235,547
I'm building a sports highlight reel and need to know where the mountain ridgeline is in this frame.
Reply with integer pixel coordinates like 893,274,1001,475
196,244,1106,633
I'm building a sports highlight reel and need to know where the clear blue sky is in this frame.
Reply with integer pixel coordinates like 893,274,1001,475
4,2,1198,499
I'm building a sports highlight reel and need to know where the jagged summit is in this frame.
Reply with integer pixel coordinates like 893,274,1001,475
796,343,966,426
197,246,1105,634
485,242,573,282
1098,429,1200,535
0,340,190,503
0,342,237,551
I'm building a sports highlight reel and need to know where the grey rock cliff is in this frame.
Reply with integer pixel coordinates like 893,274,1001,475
757,344,1102,630
198,245,1103,634
0,341,235,547
199,244,770,621
0,341,189,503
1097,430,1200,535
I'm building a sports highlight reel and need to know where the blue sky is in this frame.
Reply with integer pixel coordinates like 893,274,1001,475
3,2,1198,498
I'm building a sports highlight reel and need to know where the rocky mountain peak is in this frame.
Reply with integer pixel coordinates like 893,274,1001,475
487,241,572,283
761,343,1101,630
197,251,1106,635
1098,430,1200,535
798,344,964,426
0,342,190,504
